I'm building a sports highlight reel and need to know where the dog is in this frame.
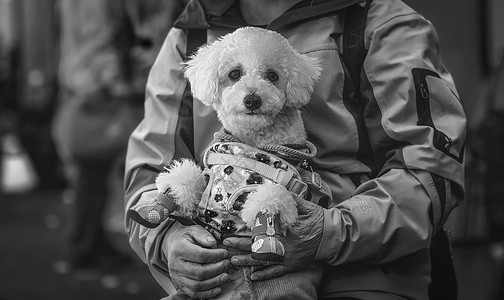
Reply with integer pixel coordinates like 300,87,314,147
128,27,323,263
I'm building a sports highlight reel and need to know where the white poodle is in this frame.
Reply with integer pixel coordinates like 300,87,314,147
129,27,322,263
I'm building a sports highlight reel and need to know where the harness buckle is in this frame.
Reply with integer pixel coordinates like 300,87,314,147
310,166,322,189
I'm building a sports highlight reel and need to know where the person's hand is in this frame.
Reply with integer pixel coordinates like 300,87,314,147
163,225,231,298
223,196,324,281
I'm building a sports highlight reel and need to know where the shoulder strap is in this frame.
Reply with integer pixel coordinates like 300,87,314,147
340,0,376,178
179,29,207,158
186,29,207,58
342,0,372,97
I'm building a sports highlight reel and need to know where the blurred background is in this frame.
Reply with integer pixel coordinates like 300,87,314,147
0,0,503,299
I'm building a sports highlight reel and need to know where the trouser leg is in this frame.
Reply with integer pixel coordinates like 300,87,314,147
69,158,113,266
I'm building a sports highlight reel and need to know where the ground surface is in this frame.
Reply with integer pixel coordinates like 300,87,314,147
0,190,165,300
0,189,503,300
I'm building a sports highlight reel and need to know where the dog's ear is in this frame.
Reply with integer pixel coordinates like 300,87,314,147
285,53,322,109
184,41,222,106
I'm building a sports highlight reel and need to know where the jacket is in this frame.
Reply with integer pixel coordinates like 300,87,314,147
124,0,466,299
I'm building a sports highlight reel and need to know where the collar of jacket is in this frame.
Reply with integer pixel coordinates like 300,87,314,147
173,0,363,31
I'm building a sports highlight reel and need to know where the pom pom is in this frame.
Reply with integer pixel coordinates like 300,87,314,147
241,183,298,233
155,159,206,217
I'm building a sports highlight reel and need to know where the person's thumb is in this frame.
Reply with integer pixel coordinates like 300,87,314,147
187,225,217,248
294,194,321,215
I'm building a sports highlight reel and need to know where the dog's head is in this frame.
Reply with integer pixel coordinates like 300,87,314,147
184,27,321,132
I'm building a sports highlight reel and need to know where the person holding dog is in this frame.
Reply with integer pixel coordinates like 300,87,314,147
124,0,466,299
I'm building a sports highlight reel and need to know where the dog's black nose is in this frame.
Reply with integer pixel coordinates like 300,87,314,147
244,93,262,111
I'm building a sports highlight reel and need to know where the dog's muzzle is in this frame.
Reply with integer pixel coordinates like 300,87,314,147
244,93,262,111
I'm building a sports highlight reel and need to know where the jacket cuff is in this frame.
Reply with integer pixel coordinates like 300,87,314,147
160,221,183,265
144,216,182,296
315,208,343,263
126,187,180,295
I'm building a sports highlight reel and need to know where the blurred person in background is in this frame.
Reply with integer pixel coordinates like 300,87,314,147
468,54,504,300
52,0,184,272
469,54,504,240
0,29,19,187
0,33,12,134
0,30,17,128
0,32,12,118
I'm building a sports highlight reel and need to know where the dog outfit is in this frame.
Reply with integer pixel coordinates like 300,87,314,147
197,131,329,300
129,129,329,299
129,129,331,254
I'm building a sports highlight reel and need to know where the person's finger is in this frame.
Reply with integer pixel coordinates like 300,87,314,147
222,236,252,251
229,254,270,267
178,272,229,299
294,194,319,214
188,225,218,248
177,241,229,264
181,272,229,292
250,264,292,281
178,259,231,281
177,227,228,264
179,286,223,300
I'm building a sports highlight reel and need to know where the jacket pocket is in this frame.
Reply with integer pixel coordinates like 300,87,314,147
412,68,464,163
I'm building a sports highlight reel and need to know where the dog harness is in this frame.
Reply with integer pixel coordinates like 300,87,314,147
192,131,332,239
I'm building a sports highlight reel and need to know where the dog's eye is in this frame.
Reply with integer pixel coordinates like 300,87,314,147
228,69,241,81
267,71,279,83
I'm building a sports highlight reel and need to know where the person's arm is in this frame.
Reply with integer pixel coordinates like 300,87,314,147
124,27,230,298
316,8,466,265
124,27,192,293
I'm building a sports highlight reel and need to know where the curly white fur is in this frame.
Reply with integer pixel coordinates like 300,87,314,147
241,183,298,234
184,27,321,149
155,159,206,218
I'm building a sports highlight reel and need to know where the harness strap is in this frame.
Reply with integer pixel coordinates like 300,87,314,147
297,167,333,207
285,178,308,196
207,153,296,187
206,149,334,205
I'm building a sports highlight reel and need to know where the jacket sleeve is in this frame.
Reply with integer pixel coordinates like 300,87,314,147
124,27,192,295
316,7,466,265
